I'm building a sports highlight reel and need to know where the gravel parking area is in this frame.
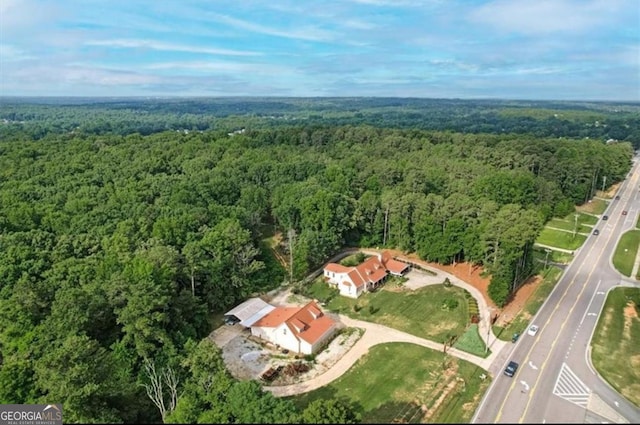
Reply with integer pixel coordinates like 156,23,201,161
210,314,363,386
402,269,446,290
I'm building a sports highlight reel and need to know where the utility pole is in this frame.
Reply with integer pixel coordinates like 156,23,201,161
544,248,551,271
573,214,579,239
485,307,494,354
602,175,607,192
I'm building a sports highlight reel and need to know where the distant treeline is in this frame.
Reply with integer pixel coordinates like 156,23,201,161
1,97,639,147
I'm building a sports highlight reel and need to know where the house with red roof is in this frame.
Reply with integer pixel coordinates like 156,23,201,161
250,300,337,355
323,251,410,298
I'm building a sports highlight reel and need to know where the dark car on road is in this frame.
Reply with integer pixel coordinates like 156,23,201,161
623,210,628,215
504,361,519,377
603,215,608,220
593,229,600,235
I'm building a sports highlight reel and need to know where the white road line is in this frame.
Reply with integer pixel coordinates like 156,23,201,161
553,362,591,408
580,280,602,325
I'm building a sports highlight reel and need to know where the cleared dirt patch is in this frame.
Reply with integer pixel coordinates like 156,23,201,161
214,324,363,385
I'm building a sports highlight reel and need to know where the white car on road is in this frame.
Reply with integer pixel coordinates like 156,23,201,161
527,325,539,336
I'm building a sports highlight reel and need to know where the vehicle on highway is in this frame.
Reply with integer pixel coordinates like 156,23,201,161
504,361,519,377
603,215,609,220
527,325,539,336
511,332,520,343
593,229,600,235
615,195,620,200
622,210,628,215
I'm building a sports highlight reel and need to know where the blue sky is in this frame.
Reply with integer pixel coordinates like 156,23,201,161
1,0,639,100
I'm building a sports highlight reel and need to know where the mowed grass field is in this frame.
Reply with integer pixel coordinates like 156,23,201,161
536,227,587,251
612,230,640,277
303,279,469,344
591,287,640,407
291,343,491,423
532,247,574,265
546,218,593,233
576,198,609,215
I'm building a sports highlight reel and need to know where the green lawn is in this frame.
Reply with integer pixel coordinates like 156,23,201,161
546,218,593,233
452,324,487,357
536,228,587,251
612,230,640,277
493,267,562,341
532,247,574,265
591,287,640,407
302,279,471,346
576,198,609,215
559,211,599,225
290,343,491,423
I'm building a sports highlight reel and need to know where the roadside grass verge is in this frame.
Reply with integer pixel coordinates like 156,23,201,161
612,230,640,277
591,287,640,407
290,343,491,424
576,198,609,215
493,267,563,342
561,211,599,226
532,247,574,265
300,278,469,345
546,218,593,233
536,228,587,251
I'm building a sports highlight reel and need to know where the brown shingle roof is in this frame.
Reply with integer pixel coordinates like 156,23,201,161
286,301,336,345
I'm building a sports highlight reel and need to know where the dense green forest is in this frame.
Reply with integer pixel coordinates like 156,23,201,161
0,98,636,423
2,97,640,147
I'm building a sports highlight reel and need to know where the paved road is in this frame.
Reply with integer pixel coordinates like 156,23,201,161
473,159,640,424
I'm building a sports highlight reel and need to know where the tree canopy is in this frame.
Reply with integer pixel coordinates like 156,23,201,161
0,98,635,423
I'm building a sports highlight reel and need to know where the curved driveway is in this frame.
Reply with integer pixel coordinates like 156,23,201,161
265,257,508,397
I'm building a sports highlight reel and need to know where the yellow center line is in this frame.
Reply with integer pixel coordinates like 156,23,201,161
493,168,637,423
518,173,638,422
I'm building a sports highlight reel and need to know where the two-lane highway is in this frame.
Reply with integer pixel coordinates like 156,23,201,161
474,159,640,423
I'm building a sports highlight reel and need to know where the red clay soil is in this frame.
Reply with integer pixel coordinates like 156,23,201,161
383,249,542,326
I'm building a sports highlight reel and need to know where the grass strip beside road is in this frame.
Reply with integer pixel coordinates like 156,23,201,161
536,228,587,251
591,287,640,408
576,198,609,215
493,266,562,341
612,230,640,277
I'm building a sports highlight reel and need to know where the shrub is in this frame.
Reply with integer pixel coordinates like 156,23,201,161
442,298,459,310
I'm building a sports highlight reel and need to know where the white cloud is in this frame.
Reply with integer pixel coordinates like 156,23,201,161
343,0,438,6
206,13,336,42
0,0,62,35
468,0,630,35
145,60,292,75
0,44,35,61
84,39,261,56
342,19,378,30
